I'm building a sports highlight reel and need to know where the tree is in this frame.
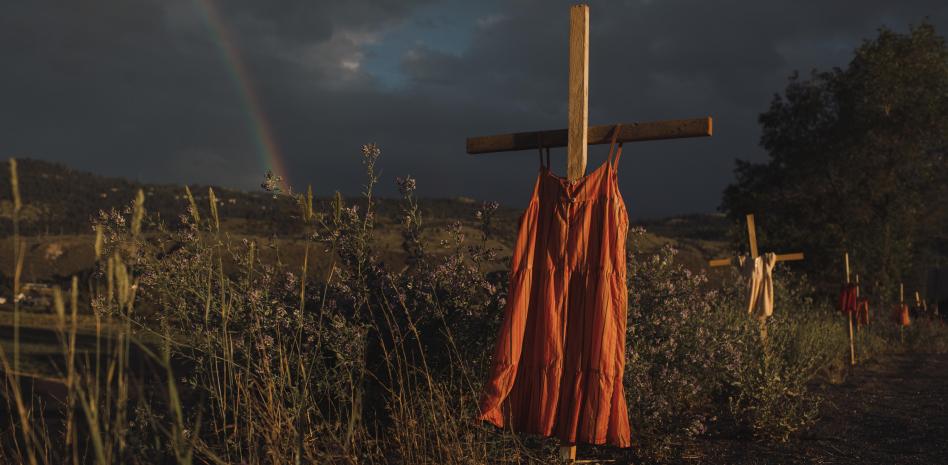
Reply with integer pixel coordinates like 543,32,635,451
722,23,948,299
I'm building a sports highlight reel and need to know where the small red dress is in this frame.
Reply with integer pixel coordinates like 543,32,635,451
855,298,870,327
478,137,631,448
838,284,859,315
892,303,911,327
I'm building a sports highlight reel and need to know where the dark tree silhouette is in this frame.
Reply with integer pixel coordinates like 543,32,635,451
722,23,948,297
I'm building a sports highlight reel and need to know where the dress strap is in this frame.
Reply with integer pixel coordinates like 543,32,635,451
607,124,623,167
537,145,551,169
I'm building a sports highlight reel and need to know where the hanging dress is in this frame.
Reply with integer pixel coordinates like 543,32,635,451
478,130,631,448
855,298,870,327
737,252,777,321
892,303,911,327
838,284,859,316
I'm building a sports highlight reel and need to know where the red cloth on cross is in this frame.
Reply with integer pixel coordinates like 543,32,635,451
855,297,870,326
837,284,859,315
892,303,911,327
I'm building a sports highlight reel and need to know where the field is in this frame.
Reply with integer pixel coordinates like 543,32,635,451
0,155,945,465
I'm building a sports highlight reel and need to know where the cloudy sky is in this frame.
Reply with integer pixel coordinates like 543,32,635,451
3,0,947,217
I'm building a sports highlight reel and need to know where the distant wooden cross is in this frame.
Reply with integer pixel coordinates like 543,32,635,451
844,252,856,365
709,214,803,340
855,272,863,329
899,282,912,343
708,214,804,268
914,290,926,311
465,4,712,462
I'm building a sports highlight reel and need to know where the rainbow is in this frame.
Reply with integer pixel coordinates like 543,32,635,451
194,0,292,193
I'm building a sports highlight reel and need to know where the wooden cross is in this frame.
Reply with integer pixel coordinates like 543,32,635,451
900,282,906,343
465,5,712,174
854,273,862,332
914,290,925,311
465,5,711,462
708,214,802,342
708,214,804,267
845,252,856,365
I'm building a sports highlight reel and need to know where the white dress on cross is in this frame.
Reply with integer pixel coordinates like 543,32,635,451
738,252,777,320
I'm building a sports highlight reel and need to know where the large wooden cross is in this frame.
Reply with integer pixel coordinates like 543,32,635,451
708,214,804,267
465,5,711,462
465,5,712,176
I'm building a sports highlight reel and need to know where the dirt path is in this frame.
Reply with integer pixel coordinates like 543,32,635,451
687,353,948,464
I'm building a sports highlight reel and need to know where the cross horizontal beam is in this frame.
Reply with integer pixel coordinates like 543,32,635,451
466,117,713,155
708,252,805,268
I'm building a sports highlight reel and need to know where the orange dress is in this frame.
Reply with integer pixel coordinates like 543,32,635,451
478,137,631,448
892,303,911,326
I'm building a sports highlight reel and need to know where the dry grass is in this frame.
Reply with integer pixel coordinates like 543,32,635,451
0,154,944,465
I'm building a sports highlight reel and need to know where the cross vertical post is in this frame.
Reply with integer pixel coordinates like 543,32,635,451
746,214,759,258
915,290,923,309
567,4,589,181
844,252,855,366
854,274,861,335
900,283,906,343
561,5,587,462
845,252,850,283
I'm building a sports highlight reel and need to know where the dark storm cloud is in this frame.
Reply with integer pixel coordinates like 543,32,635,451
0,0,436,184
2,0,947,217
391,0,948,216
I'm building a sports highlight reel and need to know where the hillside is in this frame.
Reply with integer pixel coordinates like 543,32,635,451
0,159,516,237
0,158,733,287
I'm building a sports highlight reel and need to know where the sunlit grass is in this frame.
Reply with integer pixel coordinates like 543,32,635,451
0,153,945,464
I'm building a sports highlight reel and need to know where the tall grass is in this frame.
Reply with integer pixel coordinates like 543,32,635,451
1,150,945,464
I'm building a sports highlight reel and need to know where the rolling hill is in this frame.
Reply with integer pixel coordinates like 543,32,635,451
0,158,734,289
